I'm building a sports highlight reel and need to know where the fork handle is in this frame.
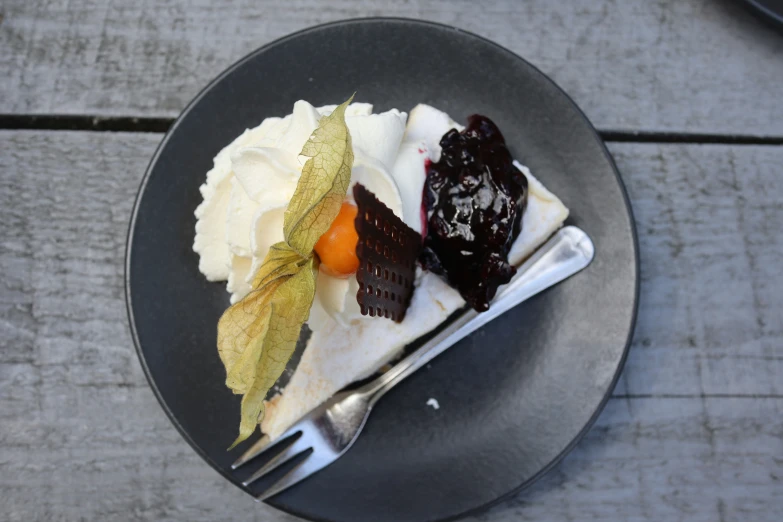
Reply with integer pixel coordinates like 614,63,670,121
356,226,595,405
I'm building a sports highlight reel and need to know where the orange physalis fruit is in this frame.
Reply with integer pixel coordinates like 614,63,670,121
314,201,360,277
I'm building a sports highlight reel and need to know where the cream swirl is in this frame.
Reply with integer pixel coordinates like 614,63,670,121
194,100,425,329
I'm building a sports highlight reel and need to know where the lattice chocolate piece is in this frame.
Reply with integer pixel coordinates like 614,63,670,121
353,183,422,322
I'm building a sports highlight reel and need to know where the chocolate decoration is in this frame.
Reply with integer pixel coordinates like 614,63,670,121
353,183,422,322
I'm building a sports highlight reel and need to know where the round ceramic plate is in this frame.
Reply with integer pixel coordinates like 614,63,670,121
126,18,638,522
742,0,783,28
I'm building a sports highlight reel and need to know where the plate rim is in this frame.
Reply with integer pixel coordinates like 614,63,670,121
125,16,639,522
742,0,783,29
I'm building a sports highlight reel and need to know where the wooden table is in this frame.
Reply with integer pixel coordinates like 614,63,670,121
2,1,782,520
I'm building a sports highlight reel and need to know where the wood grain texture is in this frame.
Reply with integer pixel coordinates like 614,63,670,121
2,0,783,135
612,143,783,398
1,131,782,520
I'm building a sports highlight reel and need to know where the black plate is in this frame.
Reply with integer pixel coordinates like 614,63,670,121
126,18,638,522
742,0,783,28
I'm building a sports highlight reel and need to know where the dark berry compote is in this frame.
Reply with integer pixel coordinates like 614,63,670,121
420,115,528,311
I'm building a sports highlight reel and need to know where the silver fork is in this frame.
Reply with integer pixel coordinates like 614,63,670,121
232,226,595,500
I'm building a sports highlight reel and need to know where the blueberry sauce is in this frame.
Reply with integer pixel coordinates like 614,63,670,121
420,115,528,311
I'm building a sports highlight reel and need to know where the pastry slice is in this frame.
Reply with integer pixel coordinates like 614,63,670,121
194,100,569,444
260,104,569,438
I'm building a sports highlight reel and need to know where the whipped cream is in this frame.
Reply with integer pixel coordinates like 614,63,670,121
194,101,422,328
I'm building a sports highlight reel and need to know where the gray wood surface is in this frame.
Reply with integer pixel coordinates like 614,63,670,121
1,130,781,521
2,0,783,135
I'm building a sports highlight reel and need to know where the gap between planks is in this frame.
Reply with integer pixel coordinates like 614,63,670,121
2,114,783,145
611,393,783,400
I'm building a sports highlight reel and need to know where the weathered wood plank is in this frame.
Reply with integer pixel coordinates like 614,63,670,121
612,142,783,397
2,389,781,522
2,0,782,135
478,396,783,522
2,132,780,397
1,131,782,520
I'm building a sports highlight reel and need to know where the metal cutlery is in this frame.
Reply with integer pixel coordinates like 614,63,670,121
232,226,595,500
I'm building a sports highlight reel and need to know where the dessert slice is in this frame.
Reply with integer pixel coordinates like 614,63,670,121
193,100,569,444
260,104,569,439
